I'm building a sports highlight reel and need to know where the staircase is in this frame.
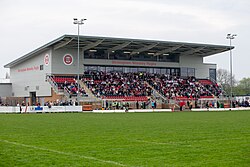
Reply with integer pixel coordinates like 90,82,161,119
47,75,74,100
47,75,63,95
144,81,167,101
79,80,102,102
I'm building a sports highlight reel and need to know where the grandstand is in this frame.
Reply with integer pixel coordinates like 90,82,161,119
3,35,233,108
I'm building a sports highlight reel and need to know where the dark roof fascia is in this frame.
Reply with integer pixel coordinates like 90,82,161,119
71,34,233,49
4,34,233,68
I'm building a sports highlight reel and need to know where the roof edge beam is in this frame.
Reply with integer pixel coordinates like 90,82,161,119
82,39,104,50
154,45,183,56
107,41,131,53
181,47,206,56
53,38,73,50
130,43,158,55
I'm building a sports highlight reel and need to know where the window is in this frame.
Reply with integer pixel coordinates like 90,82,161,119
146,68,154,73
40,65,43,71
124,67,131,73
171,69,176,76
181,68,187,77
154,68,161,74
209,69,216,81
138,68,146,72
84,66,89,72
83,65,181,76
114,67,123,72
106,67,114,72
98,66,106,72
166,69,171,75
181,67,195,77
88,66,98,71
160,68,166,74
187,68,195,77
130,68,138,73
176,68,180,76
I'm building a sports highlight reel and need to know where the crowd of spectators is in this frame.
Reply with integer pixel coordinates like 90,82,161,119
52,72,224,101
83,71,152,98
147,74,223,99
236,99,250,107
53,76,88,97
44,99,79,106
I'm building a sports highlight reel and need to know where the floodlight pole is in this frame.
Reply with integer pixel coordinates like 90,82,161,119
73,18,87,105
226,33,236,108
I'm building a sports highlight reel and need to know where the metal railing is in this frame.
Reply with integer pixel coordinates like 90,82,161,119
206,77,228,98
144,81,167,101
79,80,102,102
46,75,59,94
63,87,71,99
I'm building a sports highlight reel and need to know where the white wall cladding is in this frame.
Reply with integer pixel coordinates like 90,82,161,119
0,83,12,97
179,55,216,78
52,48,81,75
10,50,52,97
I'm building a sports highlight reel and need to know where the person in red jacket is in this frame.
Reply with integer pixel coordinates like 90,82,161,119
180,101,186,111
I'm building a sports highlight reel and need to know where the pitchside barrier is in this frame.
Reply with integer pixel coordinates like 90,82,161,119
92,109,172,113
1,106,249,114
0,106,172,114
191,107,250,112
0,106,82,114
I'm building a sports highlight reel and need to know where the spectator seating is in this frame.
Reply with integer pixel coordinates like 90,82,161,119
199,79,213,85
83,71,152,101
103,96,148,101
146,74,223,99
51,73,224,101
52,76,88,97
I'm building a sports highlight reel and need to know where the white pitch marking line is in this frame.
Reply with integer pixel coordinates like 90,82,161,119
135,137,249,145
0,139,130,167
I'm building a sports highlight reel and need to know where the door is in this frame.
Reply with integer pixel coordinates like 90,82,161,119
30,92,37,106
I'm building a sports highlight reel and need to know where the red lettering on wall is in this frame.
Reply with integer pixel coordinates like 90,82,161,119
112,61,132,65
112,60,157,66
17,66,39,73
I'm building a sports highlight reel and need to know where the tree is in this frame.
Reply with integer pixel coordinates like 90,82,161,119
234,77,250,95
216,69,237,96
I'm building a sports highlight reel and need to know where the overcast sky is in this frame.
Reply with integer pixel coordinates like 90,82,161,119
0,0,249,80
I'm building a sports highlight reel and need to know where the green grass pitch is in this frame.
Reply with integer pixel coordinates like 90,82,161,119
0,111,249,167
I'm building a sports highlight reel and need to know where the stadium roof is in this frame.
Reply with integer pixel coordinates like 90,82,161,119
4,34,233,68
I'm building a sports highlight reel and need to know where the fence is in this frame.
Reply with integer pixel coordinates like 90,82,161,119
0,106,82,114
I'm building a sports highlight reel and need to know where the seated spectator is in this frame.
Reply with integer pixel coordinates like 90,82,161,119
53,76,88,97
83,71,152,98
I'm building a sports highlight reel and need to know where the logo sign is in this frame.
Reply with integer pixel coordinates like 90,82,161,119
44,54,50,66
63,54,73,65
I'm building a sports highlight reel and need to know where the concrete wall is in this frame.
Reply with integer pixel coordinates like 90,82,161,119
0,83,12,97
10,49,52,97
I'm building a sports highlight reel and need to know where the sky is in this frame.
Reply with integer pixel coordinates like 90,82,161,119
0,0,249,80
